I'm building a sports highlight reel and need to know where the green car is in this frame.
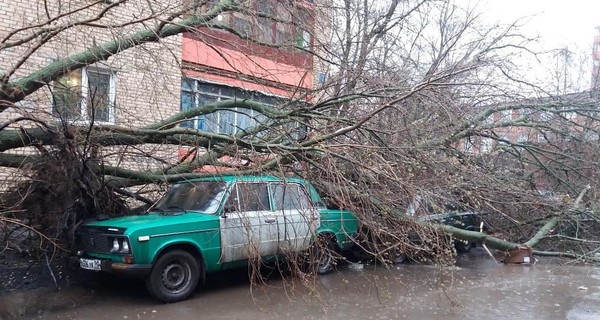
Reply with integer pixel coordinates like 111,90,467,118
77,175,358,302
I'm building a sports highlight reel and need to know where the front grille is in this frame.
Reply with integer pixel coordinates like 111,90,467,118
79,226,123,253
79,229,111,253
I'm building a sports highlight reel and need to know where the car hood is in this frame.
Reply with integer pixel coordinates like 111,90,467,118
83,212,220,235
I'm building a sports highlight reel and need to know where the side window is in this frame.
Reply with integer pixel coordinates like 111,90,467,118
224,183,270,212
272,183,310,210
223,184,239,213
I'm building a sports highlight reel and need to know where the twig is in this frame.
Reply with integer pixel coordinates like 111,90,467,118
533,250,600,262
479,221,498,261
524,185,591,248
0,217,67,252
44,252,59,290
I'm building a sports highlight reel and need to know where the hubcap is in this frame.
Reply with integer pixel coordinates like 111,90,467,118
318,252,332,271
162,262,189,292
391,250,406,263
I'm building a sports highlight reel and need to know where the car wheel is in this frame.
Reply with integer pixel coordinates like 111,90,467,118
146,250,200,303
317,241,336,274
306,236,336,275
388,248,407,264
454,240,473,254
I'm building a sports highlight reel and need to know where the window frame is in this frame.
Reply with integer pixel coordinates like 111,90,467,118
480,137,493,153
223,182,272,214
180,78,286,134
52,66,116,124
270,182,311,211
222,0,312,48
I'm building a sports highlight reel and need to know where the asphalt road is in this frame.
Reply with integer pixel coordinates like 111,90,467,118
30,249,600,320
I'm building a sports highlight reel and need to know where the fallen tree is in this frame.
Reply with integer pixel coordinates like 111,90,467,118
0,0,599,269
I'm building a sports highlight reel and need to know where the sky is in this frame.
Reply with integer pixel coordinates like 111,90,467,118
457,0,600,92
475,0,600,51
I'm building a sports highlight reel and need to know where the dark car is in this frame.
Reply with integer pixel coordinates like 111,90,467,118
406,192,482,253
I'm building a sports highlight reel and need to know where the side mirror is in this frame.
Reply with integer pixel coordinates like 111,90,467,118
223,204,236,214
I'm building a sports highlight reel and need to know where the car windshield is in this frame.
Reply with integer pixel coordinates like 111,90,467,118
406,192,466,216
152,181,228,214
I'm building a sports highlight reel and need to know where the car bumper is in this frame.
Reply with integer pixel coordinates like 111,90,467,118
78,256,151,278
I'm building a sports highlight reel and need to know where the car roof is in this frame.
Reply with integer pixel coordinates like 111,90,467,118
177,175,307,184
172,175,324,203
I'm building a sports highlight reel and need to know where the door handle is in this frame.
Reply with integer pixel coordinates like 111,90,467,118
264,218,276,223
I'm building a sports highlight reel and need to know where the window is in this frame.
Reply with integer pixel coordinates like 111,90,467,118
225,183,271,212
52,67,115,123
464,138,474,152
221,1,311,48
272,183,310,211
256,0,275,43
232,15,252,37
584,128,599,141
499,109,512,121
480,137,493,153
519,108,536,121
537,132,546,143
153,181,228,214
180,79,287,134
292,8,312,49
295,29,311,49
539,111,554,121
517,133,529,143
563,111,577,120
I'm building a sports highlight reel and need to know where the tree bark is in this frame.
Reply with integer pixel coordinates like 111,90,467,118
440,225,519,251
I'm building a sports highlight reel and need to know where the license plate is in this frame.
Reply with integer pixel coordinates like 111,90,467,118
80,258,102,271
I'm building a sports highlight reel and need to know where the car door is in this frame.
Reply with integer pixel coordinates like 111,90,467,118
271,182,319,252
220,182,279,263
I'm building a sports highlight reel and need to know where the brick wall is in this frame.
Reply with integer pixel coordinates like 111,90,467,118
0,0,184,188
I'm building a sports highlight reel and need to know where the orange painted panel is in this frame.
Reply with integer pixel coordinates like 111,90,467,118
182,37,312,90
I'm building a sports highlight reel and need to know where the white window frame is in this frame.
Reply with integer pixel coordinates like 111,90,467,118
464,138,474,153
81,66,116,123
537,132,546,143
480,137,493,153
563,111,577,120
52,66,116,124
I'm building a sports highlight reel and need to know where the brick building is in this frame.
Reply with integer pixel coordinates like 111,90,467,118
461,91,599,155
462,26,600,155
178,0,315,139
0,0,317,183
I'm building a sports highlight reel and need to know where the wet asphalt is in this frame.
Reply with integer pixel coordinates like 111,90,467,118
26,248,600,320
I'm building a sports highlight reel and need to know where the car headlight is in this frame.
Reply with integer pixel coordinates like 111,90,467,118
109,236,131,254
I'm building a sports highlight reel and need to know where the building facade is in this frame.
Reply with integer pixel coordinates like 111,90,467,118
179,0,314,135
0,0,317,184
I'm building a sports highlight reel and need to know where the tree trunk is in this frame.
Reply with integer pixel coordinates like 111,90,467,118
440,225,519,251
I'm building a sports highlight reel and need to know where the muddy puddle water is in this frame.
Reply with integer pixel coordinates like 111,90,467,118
30,249,600,319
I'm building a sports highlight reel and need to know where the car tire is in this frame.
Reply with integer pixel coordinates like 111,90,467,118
305,236,336,275
146,250,200,303
317,240,337,275
454,240,473,254
388,248,407,264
